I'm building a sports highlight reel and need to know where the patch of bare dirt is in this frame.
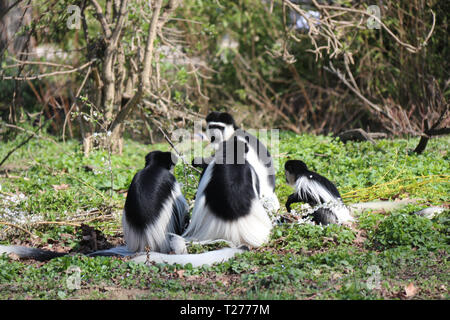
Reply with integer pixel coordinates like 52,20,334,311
76,224,123,254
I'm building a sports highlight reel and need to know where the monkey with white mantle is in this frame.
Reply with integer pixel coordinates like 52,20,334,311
193,111,280,213
284,159,354,225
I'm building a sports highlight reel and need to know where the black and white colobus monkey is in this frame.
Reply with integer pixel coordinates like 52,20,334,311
122,150,188,253
0,151,189,259
199,111,280,212
284,160,353,225
184,136,272,247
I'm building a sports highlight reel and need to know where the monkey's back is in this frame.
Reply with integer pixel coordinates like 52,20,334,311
205,163,259,221
124,167,176,230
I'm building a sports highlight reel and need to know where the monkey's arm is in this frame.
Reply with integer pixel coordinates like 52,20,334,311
285,193,302,213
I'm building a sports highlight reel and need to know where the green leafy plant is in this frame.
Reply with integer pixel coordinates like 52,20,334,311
370,213,444,250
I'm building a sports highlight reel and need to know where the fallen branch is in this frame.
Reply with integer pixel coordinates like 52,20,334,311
413,107,450,154
0,221,37,239
337,129,387,144
31,221,82,227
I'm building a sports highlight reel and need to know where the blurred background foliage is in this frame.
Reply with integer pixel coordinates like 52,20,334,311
0,0,448,145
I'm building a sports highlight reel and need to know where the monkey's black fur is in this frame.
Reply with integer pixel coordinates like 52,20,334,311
203,137,260,221
284,160,343,225
206,111,238,129
124,151,186,236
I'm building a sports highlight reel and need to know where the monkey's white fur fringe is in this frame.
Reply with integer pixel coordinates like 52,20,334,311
207,129,280,213
238,136,280,212
123,183,188,253
168,233,188,254
207,122,235,150
295,176,353,223
182,161,272,247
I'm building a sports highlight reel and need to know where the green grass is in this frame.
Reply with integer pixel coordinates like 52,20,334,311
0,131,449,299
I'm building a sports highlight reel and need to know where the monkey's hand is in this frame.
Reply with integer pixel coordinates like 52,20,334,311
286,193,300,213
286,204,292,213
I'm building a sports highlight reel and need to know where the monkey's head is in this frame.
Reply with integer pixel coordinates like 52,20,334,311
205,111,238,148
145,151,177,172
284,160,308,186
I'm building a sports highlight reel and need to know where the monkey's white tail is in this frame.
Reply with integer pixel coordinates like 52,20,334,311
131,247,247,267
348,199,419,214
91,234,248,267
0,240,247,267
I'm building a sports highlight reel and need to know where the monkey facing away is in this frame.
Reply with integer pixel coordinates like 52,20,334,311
122,151,188,253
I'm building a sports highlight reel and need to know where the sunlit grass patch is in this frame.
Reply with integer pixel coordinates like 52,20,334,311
0,132,448,299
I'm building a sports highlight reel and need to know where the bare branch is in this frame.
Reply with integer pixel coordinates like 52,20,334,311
0,0,24,21
324,63,390,119
3,59,75,69
91,0,112,38
62,66,93,142
141,0,163,89
1,59,96,81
